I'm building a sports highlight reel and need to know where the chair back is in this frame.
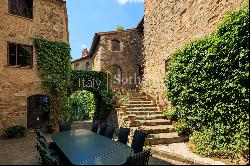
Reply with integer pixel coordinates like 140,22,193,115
131,130,147,154
91,121,100,133
99,123,108,136
36,130,48,142
124,149,151,165
104,125,116,139
118,127,130,144
41,153,60,166
38,138,49,150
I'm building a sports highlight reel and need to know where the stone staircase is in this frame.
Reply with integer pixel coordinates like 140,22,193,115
117,92,188,145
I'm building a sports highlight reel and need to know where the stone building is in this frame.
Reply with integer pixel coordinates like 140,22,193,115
142,0,245,105
71,48,92,70
0,0,69,133
72,27,144,90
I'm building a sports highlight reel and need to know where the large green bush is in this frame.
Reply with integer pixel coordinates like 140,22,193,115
165,10,249,160
70,90,96,120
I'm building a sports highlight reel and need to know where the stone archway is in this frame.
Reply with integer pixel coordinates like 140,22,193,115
71,70,113,122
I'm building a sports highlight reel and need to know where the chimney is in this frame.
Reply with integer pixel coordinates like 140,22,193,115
82,48,89,58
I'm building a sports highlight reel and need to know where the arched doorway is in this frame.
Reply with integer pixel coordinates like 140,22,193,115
27,95,49,129
110,65,122,85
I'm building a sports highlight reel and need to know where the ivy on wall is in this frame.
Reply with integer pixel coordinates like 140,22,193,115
165,9,249,161
71,70,114,121
34,39,114,123
34,38,72,124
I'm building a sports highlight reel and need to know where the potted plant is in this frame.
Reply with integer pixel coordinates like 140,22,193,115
128,114,137,122
163,108,177,121
173,121,190,136
119,95,130,112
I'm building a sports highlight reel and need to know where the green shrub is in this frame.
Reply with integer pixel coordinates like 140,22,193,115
70,90,96,120
165,9,249,160
163,108,177,120
4,125,27,138
174,121,190,136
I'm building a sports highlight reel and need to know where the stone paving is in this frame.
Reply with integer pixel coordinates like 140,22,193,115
0,130,180,165
151,143,227,165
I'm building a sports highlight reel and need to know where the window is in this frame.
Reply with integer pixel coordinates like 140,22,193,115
111,39,120,52
74,63,79,70
8,43,33,67
165,59,170,72
138,65,144,76
85,61,90,70
111,65,122,85
9,0,33,19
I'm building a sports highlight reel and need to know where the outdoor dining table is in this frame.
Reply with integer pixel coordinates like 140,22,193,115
52,129,134,165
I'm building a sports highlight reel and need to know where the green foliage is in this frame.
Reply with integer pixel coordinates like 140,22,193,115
163,108,177,120
70,90,95,120
71,70,114,121
174,121,190,136
116,25,124,31
34,39,114,123
4,125,27,138
165,10,249,160
34,38,73,125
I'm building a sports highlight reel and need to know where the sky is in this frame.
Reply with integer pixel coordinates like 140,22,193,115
66,0,144,60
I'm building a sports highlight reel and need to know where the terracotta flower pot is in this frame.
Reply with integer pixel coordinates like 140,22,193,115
120,106,128,112
47,124,59,133
128,115,137,122
157,104,163,112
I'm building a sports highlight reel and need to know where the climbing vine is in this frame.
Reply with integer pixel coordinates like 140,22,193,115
34,38,72,124
34,39,114,123
165,9,249,161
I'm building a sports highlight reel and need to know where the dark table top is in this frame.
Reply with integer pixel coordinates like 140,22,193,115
52,129,133,165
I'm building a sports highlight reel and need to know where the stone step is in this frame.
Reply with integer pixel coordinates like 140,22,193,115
127,107,158,111
126,103,155,108
138,125,175,134
121,111,162,116
145,132,189,145
128,101,152,104
130,119,172,127
135,114,166,120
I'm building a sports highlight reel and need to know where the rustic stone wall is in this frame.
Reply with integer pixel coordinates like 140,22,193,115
92,30,143,90
142,0,244,106
0,0,69,134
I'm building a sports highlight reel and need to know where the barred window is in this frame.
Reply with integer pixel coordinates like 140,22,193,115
8,43,33,67
111,40,120,52
9,0,33,19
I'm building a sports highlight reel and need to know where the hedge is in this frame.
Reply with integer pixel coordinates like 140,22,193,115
165,9,249,161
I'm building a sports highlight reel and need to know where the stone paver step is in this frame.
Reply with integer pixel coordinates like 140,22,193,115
126,103,155,108
121,111,162,116
130,119,172,127
128,101,152,104
135,114,166,120
145,132,189,145
127,107,158,111
138,125,175,134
